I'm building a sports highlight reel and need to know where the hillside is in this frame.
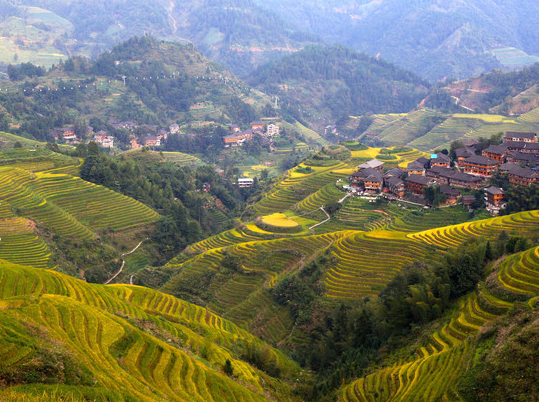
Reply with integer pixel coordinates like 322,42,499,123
2,134,539,399
252,0,539,81
247,45,430,131
437,63,539,115
0,259,301,402
0,35,327,166
344,107,539,151
146,144,539,399
0,0,320,76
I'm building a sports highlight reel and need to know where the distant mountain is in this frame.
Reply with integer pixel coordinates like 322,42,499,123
247,45,430,130
252,0,539,81
0,0,320,76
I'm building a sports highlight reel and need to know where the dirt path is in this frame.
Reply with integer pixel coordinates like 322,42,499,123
309,207,330,230
104,238,147,285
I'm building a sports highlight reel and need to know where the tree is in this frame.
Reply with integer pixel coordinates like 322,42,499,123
223,359,233,376
87,141,99,156
13,141,22,148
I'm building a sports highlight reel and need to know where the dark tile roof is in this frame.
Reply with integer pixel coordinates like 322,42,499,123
450,172,483,182
507,166,539,179
505,141,539,151
440,185,461,196
351,167,379,178
428,166,454,177
461,138,479,147
431,153,451,162
505,131,536,140
365,172,384,182
386,176,404,187
405,175,433,185
408,160,427,170
510,152,539,162
384,168,404,179
499,163,519,173
455,147,476,158
485,186,504,195
463,155,500,165
483,144,506,155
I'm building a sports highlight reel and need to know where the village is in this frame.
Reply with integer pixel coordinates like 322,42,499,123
346,131,539,215
50,120,281,151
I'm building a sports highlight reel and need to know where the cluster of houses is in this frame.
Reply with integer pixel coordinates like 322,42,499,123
223,121,280,147
348,132,539,214
50,121,183,149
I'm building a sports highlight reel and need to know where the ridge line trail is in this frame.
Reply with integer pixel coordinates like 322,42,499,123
104,238,147,285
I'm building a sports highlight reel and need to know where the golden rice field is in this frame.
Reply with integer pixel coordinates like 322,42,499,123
0,259,300,402
0,167,159,240
260,213,299,228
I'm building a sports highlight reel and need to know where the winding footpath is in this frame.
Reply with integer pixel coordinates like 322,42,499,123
104,238,147,285
309,207,331,230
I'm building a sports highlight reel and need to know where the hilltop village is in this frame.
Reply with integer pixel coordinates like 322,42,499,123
347,131,539,214
49,120,281,150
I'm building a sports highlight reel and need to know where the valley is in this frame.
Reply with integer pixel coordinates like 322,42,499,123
2,4,539,399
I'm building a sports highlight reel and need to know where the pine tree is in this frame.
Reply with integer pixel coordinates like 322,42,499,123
223,359,233,376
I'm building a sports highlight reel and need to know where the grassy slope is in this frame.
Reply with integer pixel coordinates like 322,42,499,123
340,240,539,402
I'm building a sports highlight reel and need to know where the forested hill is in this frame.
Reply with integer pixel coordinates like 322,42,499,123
0,36,284,146
247,45,430,130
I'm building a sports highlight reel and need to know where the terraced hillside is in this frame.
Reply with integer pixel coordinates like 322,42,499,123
0,167,159,241
253,161,352,215
0,259,300,402
360,108,539,151
340,242,539,402
161,147,539,349
162,231,352,343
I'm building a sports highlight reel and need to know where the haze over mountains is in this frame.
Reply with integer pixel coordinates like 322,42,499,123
2,0,539,81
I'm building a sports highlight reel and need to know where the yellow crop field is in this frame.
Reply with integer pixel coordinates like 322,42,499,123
0,259,300,402
452,113,516,123
261,213,299,228
351,147,383,158
340,241,539,402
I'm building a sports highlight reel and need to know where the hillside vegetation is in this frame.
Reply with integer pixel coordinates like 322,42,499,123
348,107,539,151
248,45,430,130
0,0,320,76
253,0,539,81
2,134,539,400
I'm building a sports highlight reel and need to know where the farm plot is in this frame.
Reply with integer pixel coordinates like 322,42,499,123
254,162,349,215
163,232,350,338
326,231,428,300
0,167,159,239
32,172,159,231
0,259,298,402
341,287,510,402
409,210,539,249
